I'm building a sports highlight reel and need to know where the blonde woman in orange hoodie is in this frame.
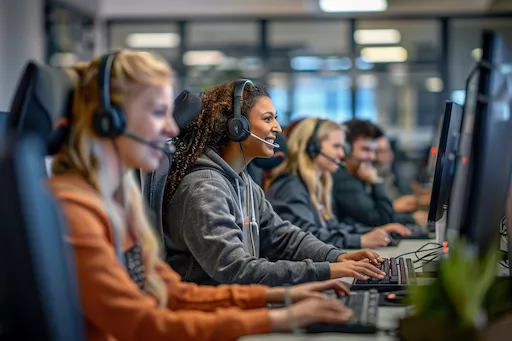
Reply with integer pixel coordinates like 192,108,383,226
47,50,353,341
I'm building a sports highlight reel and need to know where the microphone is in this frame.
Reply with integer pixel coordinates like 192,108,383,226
249,132,280,148
319,152,344,167
122,130,176,154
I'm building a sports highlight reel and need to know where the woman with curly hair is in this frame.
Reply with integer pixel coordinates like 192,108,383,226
163,80,386,287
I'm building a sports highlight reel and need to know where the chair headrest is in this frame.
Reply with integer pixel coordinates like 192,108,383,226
8,61,74,156
173,90,202,135
252,133,288,170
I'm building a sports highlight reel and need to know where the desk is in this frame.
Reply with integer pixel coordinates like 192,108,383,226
240,239,434,341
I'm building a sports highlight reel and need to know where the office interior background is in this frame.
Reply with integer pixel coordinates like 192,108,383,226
1,0,512,183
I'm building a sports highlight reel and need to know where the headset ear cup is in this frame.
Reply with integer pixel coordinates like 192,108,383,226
227,116,250,142
343,142,352,157
92,106,126,138
306,139,320,159
110,105,127,134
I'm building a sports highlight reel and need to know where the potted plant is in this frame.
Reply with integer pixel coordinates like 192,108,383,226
399,238,512,341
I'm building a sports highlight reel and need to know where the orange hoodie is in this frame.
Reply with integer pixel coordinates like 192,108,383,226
47,174,272,341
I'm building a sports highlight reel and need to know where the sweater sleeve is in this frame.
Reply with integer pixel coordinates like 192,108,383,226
155,261,268,311
268,186,361,249
61,200,271,341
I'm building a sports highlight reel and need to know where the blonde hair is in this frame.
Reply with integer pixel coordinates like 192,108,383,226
54,50,172,306
271,117,343,221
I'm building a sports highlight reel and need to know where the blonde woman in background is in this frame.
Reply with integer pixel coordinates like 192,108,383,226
267,118,411,249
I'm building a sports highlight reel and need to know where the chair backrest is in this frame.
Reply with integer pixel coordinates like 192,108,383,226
8,61,74,156
141,90,202,256
0,134,85,341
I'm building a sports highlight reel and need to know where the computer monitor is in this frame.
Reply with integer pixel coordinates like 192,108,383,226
424,110,446,185
0,111,8,139
0,135,85,340
427,101,463,225
446,30,512,256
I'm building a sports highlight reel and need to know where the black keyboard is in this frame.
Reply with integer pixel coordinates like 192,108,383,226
306,290,379,334
352,257,417,292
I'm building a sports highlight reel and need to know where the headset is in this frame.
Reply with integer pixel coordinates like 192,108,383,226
344,140,353,157
306,118,342,167
306,118,324,159
92,51,174,153
226,79,279,148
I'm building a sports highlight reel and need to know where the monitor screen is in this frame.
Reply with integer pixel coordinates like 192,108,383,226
427,101,463,224
446,30,512,255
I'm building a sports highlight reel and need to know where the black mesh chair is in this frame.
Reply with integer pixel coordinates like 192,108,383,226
140,90,202,256
8,61,74,155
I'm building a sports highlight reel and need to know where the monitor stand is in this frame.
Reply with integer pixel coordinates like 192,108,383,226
435,207,448,245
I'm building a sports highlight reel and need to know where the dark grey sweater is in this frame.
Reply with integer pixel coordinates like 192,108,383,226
332,167,415,226
266,173,364,249
164,148,345,286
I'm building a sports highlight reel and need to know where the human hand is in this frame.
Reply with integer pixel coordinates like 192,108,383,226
393,195,418,212
357,162,379,184
269,298,353,332
417,192,432,206
361,229,391,248
329,260,385,280
266,279,350,304
413,211,428,226
378,223,412,236
337,249,383,264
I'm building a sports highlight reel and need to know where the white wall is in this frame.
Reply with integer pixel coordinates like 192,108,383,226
0,0,45,111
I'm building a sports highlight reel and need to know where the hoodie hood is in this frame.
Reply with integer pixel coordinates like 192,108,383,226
195,147,244,186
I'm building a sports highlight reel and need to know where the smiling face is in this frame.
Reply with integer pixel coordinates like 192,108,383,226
116,84,179,172
241,96,282,159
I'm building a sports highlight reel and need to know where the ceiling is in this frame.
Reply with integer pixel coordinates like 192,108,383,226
100,0,510,19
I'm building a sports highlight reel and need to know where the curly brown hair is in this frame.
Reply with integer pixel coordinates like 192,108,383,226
164,80,270,206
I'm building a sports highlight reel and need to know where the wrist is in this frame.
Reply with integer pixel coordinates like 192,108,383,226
266,287,286,304
360,235,367,248
269,309,290,332
337,254,347,262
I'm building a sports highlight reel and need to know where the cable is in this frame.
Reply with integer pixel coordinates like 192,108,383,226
394,242,442,259
415,255,440,270
413,248,444,263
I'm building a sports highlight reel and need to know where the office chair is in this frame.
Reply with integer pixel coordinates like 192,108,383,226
140,90,202,256
8,61,74,156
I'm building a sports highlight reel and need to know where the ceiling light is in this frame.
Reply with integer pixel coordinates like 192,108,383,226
183,50,225,66
361,46,408,63
320,0,387,12
126,33,180,48
425,77,444,92
472,48,482,61
354,29,401,45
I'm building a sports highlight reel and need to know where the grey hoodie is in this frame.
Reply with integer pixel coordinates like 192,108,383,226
165,147,345,286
